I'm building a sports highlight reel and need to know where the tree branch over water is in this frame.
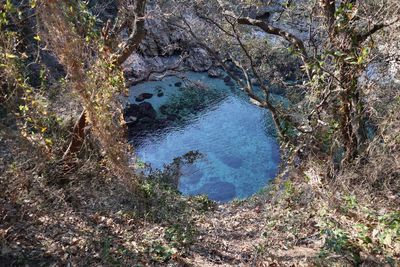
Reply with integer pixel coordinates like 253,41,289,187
227,12,312,79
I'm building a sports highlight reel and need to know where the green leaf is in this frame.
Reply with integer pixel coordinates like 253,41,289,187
19,105,29,112
382,232,392,246
45,138,53,145
30,0,37,8
5,53,17,59
334,51,345,57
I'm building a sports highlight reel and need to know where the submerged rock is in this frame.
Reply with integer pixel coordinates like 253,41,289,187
182,171,203,184
136,93,153,102
159,105,169,115
156,85,164,97
124,101,182,145
223,76,232,83
167,114,180,121
174,81,182,87
180,165,204,185
223,76,235,87
225,80,235,87
124,102,157,121
195,181,236,202
220,155,244,169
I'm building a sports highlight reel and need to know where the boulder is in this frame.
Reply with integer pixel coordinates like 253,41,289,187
124,104,140,118
123,55,185,85
139,18,187,57
195,181,236,202
174,81,182,87
125,102,157,121
220,155,244,169
186,48,213,72
138,102,157,119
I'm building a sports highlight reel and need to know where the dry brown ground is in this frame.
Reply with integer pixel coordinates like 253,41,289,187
0,126,322,267
1,126,398,267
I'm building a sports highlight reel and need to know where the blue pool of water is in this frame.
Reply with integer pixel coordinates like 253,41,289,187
128,72,281,202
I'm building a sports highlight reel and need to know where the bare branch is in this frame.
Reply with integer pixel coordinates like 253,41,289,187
230,13,312,79
356,16,400,43
114,0,147,66
320,0,335,34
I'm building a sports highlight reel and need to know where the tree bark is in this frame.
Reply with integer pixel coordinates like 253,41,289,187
114,0,147,66
62,110,86,160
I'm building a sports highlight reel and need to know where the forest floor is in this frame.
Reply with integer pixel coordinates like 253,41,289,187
1,125,399,267
187,200,321,266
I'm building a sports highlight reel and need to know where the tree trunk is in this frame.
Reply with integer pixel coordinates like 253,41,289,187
62,110,86,160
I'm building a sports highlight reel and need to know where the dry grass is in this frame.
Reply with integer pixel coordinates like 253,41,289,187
37,1,138,189
1,118,399,266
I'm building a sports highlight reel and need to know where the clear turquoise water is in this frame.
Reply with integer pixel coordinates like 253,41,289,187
128,72,281,202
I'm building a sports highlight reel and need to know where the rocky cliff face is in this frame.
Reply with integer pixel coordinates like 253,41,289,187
121,0,309,86
122,13,216,86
